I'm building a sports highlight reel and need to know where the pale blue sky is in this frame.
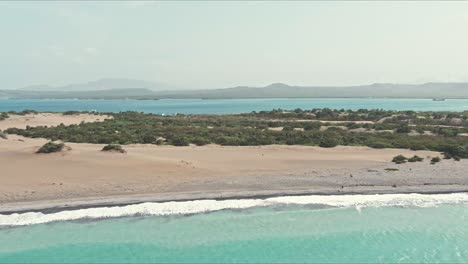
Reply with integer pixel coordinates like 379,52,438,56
1,1,468,89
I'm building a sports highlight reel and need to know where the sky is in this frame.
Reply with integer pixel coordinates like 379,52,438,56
1,1,468,89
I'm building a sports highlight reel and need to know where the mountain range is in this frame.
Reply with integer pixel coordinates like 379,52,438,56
1,79,468,99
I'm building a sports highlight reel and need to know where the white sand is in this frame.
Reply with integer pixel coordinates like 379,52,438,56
0,113,110,130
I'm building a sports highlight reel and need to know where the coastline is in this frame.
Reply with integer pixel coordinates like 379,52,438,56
2,186,468,214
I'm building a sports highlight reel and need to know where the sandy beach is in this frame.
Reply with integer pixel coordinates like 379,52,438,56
0,113,110,130
1,113,467,213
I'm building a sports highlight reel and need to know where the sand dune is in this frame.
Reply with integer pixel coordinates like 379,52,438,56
0,113,110,130
1,113,467,212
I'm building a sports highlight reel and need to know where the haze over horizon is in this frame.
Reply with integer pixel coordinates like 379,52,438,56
2,1,468,89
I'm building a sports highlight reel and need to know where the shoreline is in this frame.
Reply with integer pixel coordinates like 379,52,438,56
2,186,468,214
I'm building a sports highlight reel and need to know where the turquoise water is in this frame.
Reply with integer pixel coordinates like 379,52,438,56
1,98,467,114
1,204,467,263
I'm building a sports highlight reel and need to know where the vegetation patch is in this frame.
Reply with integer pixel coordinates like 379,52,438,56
407,155,424,162
392,155,408,164
62,111,82,115
0,112,9,121
12,110,38,116
102,144,126,153
2,109,467,159
385,168,399,171
36,141,65,154
430,157,441,164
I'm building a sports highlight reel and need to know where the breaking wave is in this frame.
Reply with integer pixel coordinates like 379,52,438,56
1,193,468,226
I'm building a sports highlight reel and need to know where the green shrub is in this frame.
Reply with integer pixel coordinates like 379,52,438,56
319,137,339,148
36,142,65,154
0,131,7,139
192,137,211,146
62,111,81,115
304,122,321,131
17,109,38,115
142,134,157,144
407,155,424,162
172,137,190,146
392,155,407,164
430,157,441,164
367,141,392,149
439,144,467,160
0,112,9,121
216,136,244,146
102,144,126,153
396,124,411,134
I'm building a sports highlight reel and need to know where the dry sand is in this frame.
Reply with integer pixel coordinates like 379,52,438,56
1,113,467,213
0,113,110,130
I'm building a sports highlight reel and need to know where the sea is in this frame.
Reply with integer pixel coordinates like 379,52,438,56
1,193,468,263
1,98,468,263
0,98,467,114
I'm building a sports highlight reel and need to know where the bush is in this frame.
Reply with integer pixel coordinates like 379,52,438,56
319,137,339,148
102,144,126,153
17,109,38,115
407,155,424,162
142,134,157,144
430,157,441,164
0,131,7,139
392,155,407,164
439,144,467,160
396,124,411,134
192,137,211,146
216,136,244,146
0,112,9,121
62,111,81,115
172,137,190,146
367,141,392,149
36,141,65,154
304,122,321,131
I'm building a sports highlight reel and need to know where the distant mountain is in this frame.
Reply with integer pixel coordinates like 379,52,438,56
18,78,171,91
3,82,468,99
153,82,468,99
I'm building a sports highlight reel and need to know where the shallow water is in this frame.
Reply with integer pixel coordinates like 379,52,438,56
1,98,467,114
1,194,468,263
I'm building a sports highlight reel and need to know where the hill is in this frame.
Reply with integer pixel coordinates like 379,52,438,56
154,82,468,99
2,82,468,99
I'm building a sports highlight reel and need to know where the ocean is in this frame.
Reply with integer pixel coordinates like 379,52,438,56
1,98,467,114
1,193,468,263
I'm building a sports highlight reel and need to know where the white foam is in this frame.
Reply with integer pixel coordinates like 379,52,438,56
1,193,468,226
